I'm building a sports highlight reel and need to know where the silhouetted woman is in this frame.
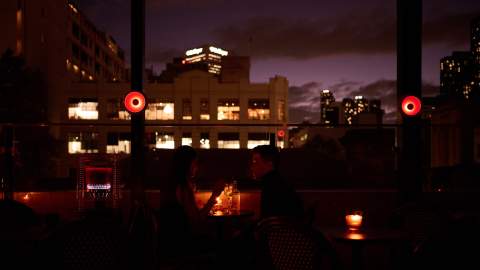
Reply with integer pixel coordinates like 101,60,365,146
158,146,224,258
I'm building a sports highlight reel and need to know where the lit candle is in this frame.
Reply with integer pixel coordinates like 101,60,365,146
345,213,363,231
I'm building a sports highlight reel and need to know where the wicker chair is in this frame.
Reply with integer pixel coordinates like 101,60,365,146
255,216,337,270
47,212,128,270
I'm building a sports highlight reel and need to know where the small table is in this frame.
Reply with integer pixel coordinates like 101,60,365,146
207,210,255,240
321,228,409,270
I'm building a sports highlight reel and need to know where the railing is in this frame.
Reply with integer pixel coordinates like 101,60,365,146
0,122,478,193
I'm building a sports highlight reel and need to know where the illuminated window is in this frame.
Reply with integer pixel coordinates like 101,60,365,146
149,132,175,149
200,99,210,120
200,132,210,149
107,98,130,120
218,133,240,149
247,133,270,149
145,100,174,120
68,98,99,120
182,133,192,146
182,99,192,120
277,141,285,149
68,132,99,154
106,133,130,154
217,99,240,120
248,99,270,120
278,100,286,121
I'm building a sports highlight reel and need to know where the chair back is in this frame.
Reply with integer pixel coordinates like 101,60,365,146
0,199,39,267
127,201,158,270
255,216,323,270
49,213,128,270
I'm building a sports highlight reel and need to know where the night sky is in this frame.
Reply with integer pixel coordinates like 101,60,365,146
80,0,480,123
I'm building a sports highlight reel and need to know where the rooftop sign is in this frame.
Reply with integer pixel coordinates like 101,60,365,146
209,46,228,56
186,48,203,56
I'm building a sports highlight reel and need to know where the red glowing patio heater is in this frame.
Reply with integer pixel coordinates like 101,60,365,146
401,96,422,117
77,155,121,211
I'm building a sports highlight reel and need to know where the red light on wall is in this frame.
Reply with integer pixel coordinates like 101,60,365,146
124,91,146,113
85,167,112,190
401,96,421,116
277,130,285,138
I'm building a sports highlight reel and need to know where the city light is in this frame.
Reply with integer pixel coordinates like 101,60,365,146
68,3,78,13
186,47,203,56
209,46,228,56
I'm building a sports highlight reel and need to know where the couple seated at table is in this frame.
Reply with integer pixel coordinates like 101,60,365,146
157,144,304,259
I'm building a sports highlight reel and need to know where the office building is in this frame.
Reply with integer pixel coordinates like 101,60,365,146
183,45,229,75
440,52,474,99
62,72,288,154
472,17,480,95
472,17,480,67
342,96,382,125
320,90,335,125
0,0,127,83
155,54,250,84
439,17,480,100
1,0,289,179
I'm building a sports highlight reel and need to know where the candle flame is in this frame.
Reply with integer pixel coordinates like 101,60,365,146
346,214,363,230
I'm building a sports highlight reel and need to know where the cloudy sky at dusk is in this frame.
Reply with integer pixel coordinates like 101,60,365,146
80,0,480,123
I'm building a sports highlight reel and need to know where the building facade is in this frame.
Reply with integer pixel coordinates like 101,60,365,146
0,0,127,124
439,16,480,101
320,90,335,125
430,101,480,167
342,96,383,125
0,0,126,83
472,17,480,94
440,51,474,99
183,45,228,75
62,71,288,154
1,0,289,179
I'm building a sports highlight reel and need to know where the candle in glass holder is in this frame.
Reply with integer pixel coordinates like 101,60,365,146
210,196,223,215
345,211,363,231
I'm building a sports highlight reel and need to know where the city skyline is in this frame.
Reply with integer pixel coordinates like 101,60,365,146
80,0,480,122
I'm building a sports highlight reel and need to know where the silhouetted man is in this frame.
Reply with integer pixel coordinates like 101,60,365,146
250,145,304,219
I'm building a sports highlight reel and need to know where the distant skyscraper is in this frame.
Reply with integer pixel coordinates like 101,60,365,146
183,45,229,75
440,16,480,101
155,54,250,83
471,17,480,95
354,96,368,114
342,96,383,125
369,99,382,113
471,17,480,66
342,98,354,125
320,90,335,124
440,51,474,99
324,107,340,126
